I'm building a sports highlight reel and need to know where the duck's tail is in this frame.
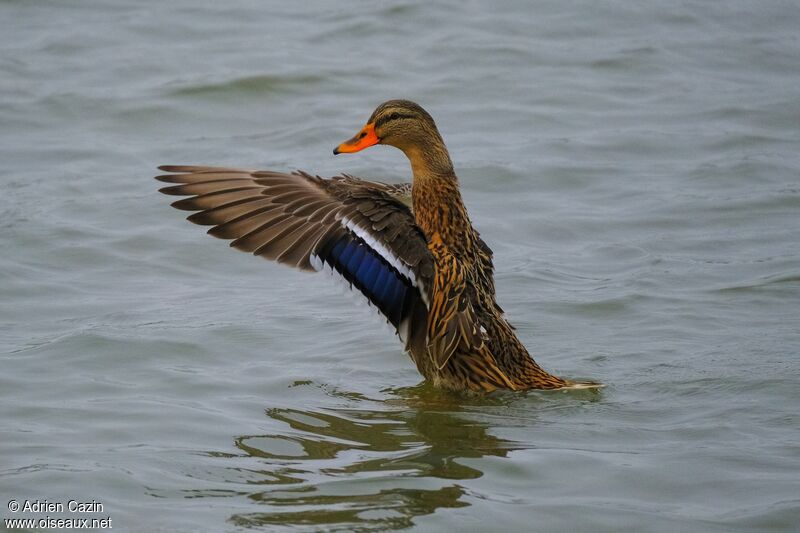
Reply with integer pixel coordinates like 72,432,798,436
559,381,605,390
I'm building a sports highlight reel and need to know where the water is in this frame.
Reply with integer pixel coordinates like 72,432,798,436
2,1,799,531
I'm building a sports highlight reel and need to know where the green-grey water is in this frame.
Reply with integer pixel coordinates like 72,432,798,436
2,1,799,531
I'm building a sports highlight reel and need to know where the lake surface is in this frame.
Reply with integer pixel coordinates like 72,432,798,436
2,1,799,531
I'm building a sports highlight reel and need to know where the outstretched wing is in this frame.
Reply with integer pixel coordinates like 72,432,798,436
156,165,433,353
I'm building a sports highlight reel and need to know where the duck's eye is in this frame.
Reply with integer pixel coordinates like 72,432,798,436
388,112,401,122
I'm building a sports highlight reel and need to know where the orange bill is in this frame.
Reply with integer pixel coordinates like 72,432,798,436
333,123,379,154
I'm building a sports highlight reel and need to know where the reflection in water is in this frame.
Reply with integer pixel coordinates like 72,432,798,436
144,383,601,530
227,384,540,530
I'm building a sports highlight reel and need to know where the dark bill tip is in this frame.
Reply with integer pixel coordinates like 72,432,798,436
333,147,340,155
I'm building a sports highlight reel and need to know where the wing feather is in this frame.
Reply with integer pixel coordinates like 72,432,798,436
187,197,274,226
171,188,264,211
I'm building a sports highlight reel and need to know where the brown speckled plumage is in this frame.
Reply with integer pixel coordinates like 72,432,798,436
156,100,601,392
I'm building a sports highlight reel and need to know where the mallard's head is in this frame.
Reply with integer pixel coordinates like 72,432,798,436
334,100,443,155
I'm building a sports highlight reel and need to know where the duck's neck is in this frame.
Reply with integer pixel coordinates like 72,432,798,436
408,145,474,255
405,140,453,180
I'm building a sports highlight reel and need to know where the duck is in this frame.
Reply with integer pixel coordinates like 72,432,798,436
156,99,601,392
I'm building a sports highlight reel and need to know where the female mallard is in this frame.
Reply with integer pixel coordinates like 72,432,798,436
157,100,600,392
